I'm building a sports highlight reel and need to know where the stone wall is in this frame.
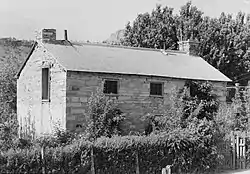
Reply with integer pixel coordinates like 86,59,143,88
17,43,67,136
66,71,227,134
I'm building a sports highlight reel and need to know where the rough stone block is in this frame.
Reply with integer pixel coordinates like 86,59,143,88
68,103,82,107
80,97,88,103
71,97,80,102
71,108,85,114
67,115,76,121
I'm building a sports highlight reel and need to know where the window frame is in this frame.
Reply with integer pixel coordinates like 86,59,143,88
149,82,164,97
42,67,50,101
103,79,119,95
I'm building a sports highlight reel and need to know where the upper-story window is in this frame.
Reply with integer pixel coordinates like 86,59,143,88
150,82,163,96
103,80,118,94
42,68,50,100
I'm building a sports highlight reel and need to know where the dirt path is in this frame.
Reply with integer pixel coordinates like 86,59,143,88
220,169,250,174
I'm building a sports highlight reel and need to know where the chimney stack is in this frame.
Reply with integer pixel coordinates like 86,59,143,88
41,29,56,43
64,30,68,40
178,39,199,56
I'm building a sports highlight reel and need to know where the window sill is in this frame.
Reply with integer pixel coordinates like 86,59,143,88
104,94,119,99
149,95,164,98
42,99,50,103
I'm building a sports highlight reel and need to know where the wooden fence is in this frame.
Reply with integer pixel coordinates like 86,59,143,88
219,131,247,170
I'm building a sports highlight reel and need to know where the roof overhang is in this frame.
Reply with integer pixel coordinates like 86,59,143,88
15,42,38,79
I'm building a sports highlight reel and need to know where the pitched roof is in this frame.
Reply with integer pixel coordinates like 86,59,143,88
43,43,231,82
16,42,231,82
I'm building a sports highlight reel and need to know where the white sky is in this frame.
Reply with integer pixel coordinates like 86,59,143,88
0,0,250,41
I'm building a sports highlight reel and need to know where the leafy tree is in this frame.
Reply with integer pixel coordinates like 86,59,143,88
0,39,33,150
198,12,250,79
176,1,203,41
122,1,250,80
122,5,178,49
0,44,22,121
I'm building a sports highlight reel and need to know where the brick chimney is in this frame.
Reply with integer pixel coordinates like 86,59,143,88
64,30,68,40
178,39,199,56
41,29,56,43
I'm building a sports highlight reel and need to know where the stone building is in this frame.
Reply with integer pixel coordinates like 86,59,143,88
16,29,231,136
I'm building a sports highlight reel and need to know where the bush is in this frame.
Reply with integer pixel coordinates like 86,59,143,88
86,86,125,140
0,118,18,151
0,131,221,174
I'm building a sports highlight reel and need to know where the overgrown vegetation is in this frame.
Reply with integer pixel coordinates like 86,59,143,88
122,1,250,80
1,2,250,173
0,81,249,173
85,87,125,140
0,38,33,151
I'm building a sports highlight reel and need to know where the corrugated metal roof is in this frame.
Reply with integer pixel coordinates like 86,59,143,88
44,43,231,82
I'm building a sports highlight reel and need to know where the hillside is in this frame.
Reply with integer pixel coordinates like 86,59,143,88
0,38,34,68
104,29,125,45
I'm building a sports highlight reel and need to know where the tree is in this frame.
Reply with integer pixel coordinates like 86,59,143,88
198,12,250,79
176,1,203,41
0,38,33,121
122,5,178,49
0,44,23,121
122,1,250,80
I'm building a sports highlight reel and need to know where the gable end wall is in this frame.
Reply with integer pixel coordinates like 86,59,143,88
17,44,67,136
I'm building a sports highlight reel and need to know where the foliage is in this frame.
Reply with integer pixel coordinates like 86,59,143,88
85,87,125,140
0,119,19,151
0,81,248,173
144,81,219,134
0,39,34,151
122,1,250,80
0,39,31,114
183,81,219,121
122,5,178,49
0,131,220,174
142,81,232,172
214,86,250,140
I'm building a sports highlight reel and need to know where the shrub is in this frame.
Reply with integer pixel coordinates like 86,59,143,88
0,118,18,151
86,86,125,140
0,131,221,174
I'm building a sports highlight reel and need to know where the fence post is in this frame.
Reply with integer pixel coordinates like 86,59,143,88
136,150,140,174
232,132,236,170
41,146,46,174
242,132,246,169
236,133,240,169
162,165,171,174
91,146,96,174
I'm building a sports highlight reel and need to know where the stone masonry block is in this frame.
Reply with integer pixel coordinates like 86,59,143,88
80,97,88,103
68,103,82,107
71,97,80,102
71,108,85,114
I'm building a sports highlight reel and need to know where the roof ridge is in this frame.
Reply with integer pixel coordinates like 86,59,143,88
79,42,187,54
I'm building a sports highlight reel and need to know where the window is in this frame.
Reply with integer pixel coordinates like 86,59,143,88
226,87,236,103
150,82,163,96
42,68,50,100
104,80,118,94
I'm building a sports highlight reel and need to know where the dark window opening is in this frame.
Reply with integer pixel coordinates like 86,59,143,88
42,68,50,100
150,82,163,96
226,87,236,103
76,124,83,128
189,85,196,97
104,80,118,94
